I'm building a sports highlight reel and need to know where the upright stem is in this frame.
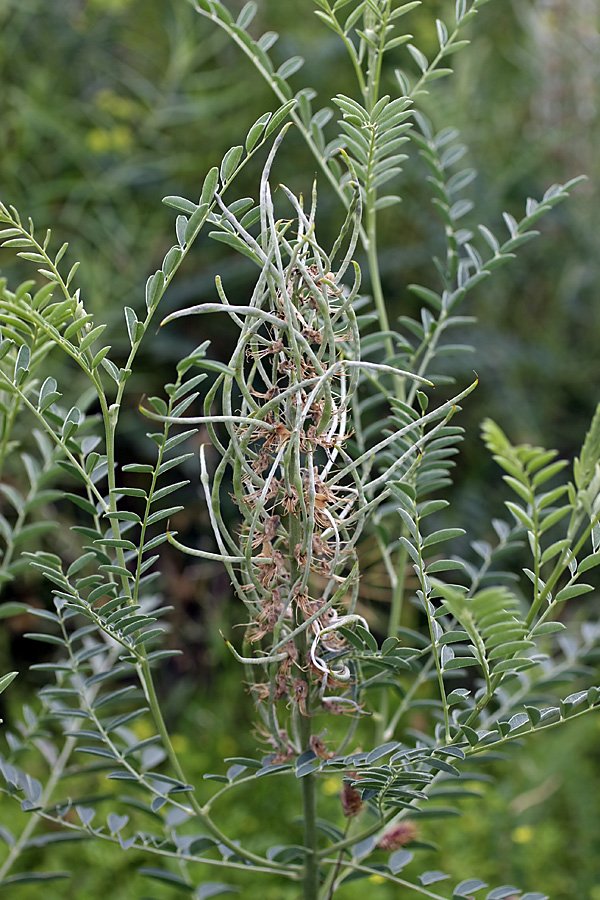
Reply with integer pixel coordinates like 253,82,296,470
365,205,403,402
299,704,319,896
365,205,390,346
301,729,319,900
362,0,403,402
417,528,450,743
0,395,18,478
289,504,319,900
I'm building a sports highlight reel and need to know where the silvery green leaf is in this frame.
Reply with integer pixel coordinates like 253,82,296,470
436,18,448,47
176,215,188,247
257,30,278,51
0,671,17,695
0,338,14,361
145,271,165,311
162,195,197,214
389,849,413,873
352,836,375,859
455,0,467,22
486,888,523,900
198,884,239,899
407,43,428,72
184,203,209,243
107,813,129,834
124,307,137,346
76,806,96,827
264,99,297,137
200,167,219,206
14,344,30,382
0,873,70,886
236,1,257,29
277,56,304,80
0,483,23,513
419,870,450,885
245,112,271,152
220,146,244,185
395,68,411,94
162,245,183,277
118,834,136,850
138,867,193,891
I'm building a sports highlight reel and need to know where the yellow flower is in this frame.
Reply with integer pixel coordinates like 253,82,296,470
322,776,340,796
85,126,133,154
512,825,534,844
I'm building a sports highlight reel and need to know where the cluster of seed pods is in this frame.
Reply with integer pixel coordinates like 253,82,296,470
203,176,369,754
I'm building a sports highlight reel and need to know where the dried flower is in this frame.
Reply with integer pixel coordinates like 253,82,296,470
292,677,309,716
281,485,299,514
340,781,363,818
309,733,333,759
377,821,418,850
252,450,272,474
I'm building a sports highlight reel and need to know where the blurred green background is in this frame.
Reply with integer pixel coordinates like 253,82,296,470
1,0,599,897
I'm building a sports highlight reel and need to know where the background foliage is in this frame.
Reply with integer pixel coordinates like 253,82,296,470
1,0,599,897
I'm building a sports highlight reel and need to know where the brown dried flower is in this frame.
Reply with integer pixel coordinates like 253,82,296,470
252,450,272,474
281,485,299,514
302,325,323,345
340,781,363,818
309,733,334,760
292,678,309,716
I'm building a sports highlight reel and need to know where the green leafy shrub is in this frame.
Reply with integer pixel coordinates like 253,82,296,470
0,2,596,898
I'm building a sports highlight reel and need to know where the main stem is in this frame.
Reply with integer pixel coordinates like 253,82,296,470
301,710,319,900
289,506,319,900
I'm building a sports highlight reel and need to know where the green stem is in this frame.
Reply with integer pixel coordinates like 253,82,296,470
321,819,351,900
318,812,384,861
321,859,453,900
376,537,409,744
0,372,108,509
301,746,319,900
465,700,600,756
289,500,319,900
323,1,367,99
0,394,19,478
526,505,599,629
365,202,394,366
135,657,281,870
417,521,450,743
383,657,435,742
34,809,299,879
364,0,391,112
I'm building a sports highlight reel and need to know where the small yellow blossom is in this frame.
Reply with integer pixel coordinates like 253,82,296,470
512,825,534,844
86,126,133,154
95,89,138,121
322,776,340,796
